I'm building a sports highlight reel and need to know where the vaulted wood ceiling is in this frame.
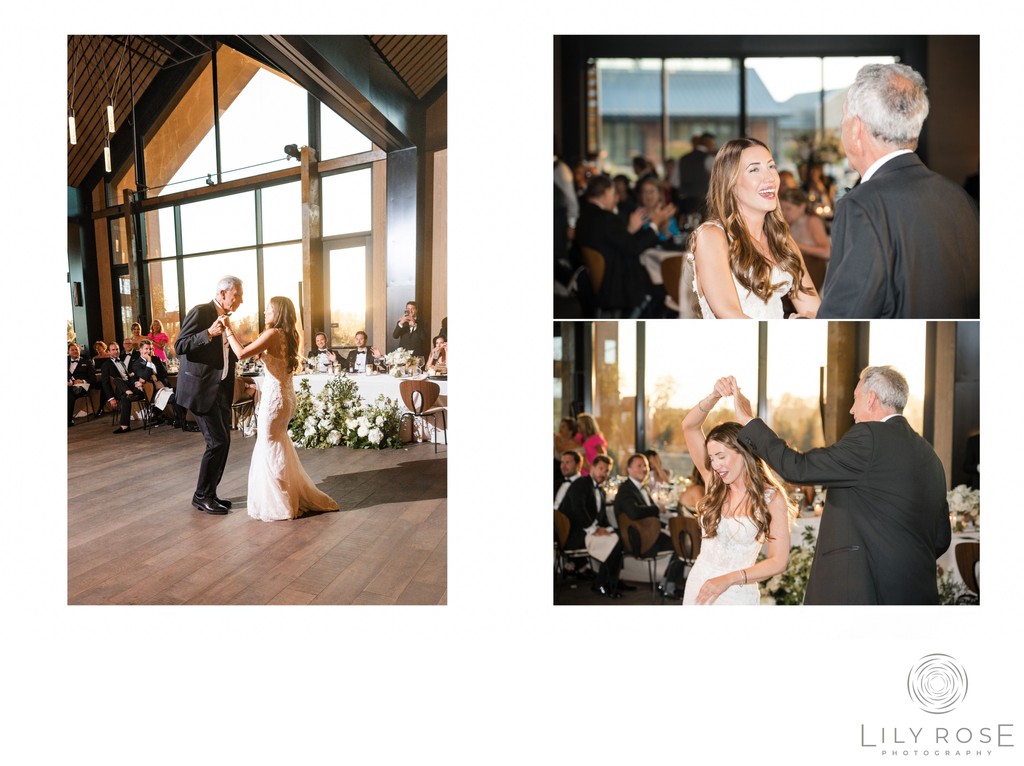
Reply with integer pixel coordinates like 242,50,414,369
68,35,448,189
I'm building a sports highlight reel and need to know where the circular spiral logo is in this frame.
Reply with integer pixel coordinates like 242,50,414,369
907,654,968,714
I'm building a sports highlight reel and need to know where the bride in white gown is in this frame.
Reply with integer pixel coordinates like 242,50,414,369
680,377,794,604
687,137,820,319
221,297,340,522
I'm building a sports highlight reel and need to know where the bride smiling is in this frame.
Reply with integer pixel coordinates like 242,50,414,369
688,137,820,319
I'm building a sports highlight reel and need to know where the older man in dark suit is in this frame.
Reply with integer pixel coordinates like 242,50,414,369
174,276,243,515
733,366,951,604
818,63,979,319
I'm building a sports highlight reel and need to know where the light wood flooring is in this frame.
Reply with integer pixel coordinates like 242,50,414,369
67,413,446,605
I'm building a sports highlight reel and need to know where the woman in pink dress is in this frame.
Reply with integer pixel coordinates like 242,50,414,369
574,413,607,476
148,319,171,361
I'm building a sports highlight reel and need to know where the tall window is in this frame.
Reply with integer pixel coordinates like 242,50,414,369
868,321,925,433
590,322,636,475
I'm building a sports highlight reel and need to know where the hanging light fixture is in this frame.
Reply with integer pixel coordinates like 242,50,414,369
104,139,112,173
68,108,77,145
68,36,79,145
107,102,116,134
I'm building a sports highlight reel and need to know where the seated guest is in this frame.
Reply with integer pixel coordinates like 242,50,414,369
614,453,686,600
559,455,625,598
307,332,339,372
554,416,579,455
678,466,706,512
554,449,583,508
129,322,147,349
644,449,673,486
575,174,667,317
121,336,139,368
392,300,428,358
438,316,447,340
91,340,108,363
345,330,383,373
99,341,146,434
67,342,96,427
425,335,447,373
148,319,171,361
780,187,831,293
130,338,186,427
636,176,681,247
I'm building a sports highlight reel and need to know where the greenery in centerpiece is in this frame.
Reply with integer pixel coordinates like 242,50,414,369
937,565,977,605
761,526,817,605
384,347,414,377
289,377,401,450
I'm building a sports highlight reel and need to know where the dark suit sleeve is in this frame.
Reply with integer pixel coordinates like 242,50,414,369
392,322,404,340
613,482,660,522
818,196,890,318
174,304,213,357
98,361,117,401
935,496,952,557
739,417,874,487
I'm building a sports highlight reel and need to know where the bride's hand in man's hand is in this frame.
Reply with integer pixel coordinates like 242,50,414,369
695,574,733,605
713,377,733,398
731,378,754,425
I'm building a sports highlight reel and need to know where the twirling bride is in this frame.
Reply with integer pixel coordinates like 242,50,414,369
221,296,340,521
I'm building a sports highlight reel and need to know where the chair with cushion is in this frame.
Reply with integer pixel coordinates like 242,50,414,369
618,512,674,602
70,387,95,423
553,509,592,601
954,541,980,604
399,379,447,453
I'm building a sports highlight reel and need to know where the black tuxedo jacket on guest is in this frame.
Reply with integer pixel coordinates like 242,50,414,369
558,475,612,550
612,478,661,525
129,355,170,387
819,153,979,319
739,416,951,605
98,356,139,401
346,348,378,370
392,321,427,358
575,201,660,312
68,356,96,385
174,300,237,414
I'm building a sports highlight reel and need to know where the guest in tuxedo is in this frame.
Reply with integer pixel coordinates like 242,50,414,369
392,301,428,358
818,63,979,318
308,332,339,372
346,330,382,373
613,453,686,600
174,276,243,515
67,342,96,427
121,336,140,369
559,455,625,598
554,450,583,508
733,366,951,604
574,174,666,317
130,338,185,427
99,341,146,435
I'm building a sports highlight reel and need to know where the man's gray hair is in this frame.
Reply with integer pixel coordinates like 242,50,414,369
215,275,242,296
859,365,909,413
846,63,929,149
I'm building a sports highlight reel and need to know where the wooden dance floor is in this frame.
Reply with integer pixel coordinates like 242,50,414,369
67,416,447,605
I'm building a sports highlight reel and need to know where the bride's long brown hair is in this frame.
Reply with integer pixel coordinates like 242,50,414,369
696,422,794,542
266,296,301,374
694,137,814,304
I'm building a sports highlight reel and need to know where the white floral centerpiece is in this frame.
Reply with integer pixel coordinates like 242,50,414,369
384,347,414,377
947,484,980,531
289,377,402,450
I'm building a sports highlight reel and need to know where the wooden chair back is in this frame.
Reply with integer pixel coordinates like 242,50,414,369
399,379,440,414
619,513,663,558
955,541,980,596
580,246,606,295
661,255,684,306
669,513,702,561
554,509,572,551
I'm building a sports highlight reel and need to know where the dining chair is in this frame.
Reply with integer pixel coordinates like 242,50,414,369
580,246,606,300
954,541,980,603
70,388,95,423
668,514,702,598
231,377,258,435
661,254,684,307
618,512,674,602
398,379,446,453
553,509,592,602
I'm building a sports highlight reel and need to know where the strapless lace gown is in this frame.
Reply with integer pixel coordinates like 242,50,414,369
682,516,762,605
248,349,340,522
687,222,793,319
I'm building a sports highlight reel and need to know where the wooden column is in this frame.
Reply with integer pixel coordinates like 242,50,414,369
300,146,324,351
932,323,957,489
824,322,859,445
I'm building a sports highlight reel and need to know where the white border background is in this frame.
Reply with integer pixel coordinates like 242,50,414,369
5,4,1017,763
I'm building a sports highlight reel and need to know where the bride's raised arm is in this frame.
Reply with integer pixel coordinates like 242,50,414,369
221,317,279,361
682,378,730,486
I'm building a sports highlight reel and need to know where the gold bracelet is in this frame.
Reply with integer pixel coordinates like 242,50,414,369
698,397,713,413
741,569,748,585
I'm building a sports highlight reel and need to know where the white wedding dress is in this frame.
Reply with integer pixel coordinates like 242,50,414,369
687,222,792,319
682,514,764,606
247,342,340,522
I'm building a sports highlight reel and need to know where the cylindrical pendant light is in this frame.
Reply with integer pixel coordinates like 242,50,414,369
68,109,77,145
104,141,111,173
107,103,115,133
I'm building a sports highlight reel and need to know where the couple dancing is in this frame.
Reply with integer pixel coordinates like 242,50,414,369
174,276,339,521
681,366,950,605
688,62,978,319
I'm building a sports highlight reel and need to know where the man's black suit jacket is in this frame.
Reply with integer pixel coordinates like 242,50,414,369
558,475,612,550
98,356,140,402
174,301,237,414
129,355,170,387
68,356,96,386
575,201,660,311
819,153,979,319
346,348,378,371
612,479,661,525
392,322,427,358
738,416,951,605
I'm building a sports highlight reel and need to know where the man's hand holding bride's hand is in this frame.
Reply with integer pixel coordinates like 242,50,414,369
729,377,754,425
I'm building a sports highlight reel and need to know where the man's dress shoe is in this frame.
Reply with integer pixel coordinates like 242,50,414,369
192,494,229,515
591,585,623,599
213,497,232,509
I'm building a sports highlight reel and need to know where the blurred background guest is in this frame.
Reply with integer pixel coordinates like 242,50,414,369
612,174,636,221
574,413,607,476
644,449,673,485
780,187,831,292
670,132,716,219
91,340,108,362
148,319,171,361
554,416,579,455
426,335,447,373
801,160,835,217
678,466,706,512
636,176,681,247
778,169,799,191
